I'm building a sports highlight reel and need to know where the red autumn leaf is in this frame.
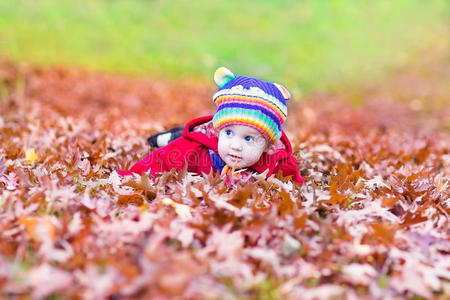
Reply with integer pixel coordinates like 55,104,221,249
370,222,398,245
401,211,428,227
118,193,145,205
278,188,295,215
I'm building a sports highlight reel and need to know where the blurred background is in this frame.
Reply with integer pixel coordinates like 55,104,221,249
0,0,448,97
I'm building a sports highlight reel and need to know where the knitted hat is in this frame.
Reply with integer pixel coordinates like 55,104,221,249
212,67,290,143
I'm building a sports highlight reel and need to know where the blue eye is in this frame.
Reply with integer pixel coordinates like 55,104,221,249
245,136,254,142
226,129,233,136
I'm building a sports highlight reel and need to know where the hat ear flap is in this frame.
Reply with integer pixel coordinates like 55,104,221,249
214,67,236,88
274,83,291,100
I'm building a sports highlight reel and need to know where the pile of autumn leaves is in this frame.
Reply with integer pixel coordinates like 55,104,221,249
0,63,449,299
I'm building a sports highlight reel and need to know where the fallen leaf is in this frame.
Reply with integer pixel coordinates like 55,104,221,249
19,216,57,242
162,197,192,220
25,148,38,165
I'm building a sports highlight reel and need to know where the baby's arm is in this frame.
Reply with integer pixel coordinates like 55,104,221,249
118,147,167,177
118,138,191,177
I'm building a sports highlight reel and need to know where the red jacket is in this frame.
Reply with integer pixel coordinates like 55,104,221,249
118,115,305,183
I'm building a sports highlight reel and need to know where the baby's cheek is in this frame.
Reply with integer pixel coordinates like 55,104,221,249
246,149,262,164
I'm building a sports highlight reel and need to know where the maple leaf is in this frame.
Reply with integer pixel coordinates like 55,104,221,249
276,169,294,183
25,148,38,164
369,222,398,245
39,238,74,263
0,154,6,175
253,168,270,182
118,192,145,205
140,172,157,200
27,264,73,299
244,247,282,274
389,260,437,298
161,197,192,220
293,212,307,229
157,168,176,187
13,199,40,218
169,221,197,248
76,158,91,176
229,184,253,208
206,224,244,258
0,172,18,190
278,188,295,215
74,265,123,299
19,216,57,242
365,175,389,190
68,212,84,236
342,263,378,286
401,210,428,227
281,234,301,257
157,252,208,296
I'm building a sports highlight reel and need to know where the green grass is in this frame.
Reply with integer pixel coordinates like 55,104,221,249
0,0,448,94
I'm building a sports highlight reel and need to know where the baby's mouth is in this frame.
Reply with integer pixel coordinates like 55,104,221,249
228,154,242,161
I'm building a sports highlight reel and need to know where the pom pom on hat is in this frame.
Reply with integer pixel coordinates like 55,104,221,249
214,67,236,88
212,67,290,143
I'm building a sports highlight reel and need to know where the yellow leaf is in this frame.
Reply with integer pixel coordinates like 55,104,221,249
162,197,174,206
161,197,192,220
25,148,38,165
19,216,56,242
173,203,192,220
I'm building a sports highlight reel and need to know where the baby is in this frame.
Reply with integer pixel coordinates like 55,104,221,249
118,67,305,183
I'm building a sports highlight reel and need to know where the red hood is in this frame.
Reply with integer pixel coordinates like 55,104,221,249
183,115,296,174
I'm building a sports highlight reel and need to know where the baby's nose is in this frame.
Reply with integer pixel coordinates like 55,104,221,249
231,139,243,151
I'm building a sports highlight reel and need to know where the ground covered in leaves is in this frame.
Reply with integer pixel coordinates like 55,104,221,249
0,59,449,299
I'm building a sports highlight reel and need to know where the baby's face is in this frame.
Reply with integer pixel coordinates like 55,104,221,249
217,124,268,169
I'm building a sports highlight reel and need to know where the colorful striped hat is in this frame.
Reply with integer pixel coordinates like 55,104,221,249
212,67,290,143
